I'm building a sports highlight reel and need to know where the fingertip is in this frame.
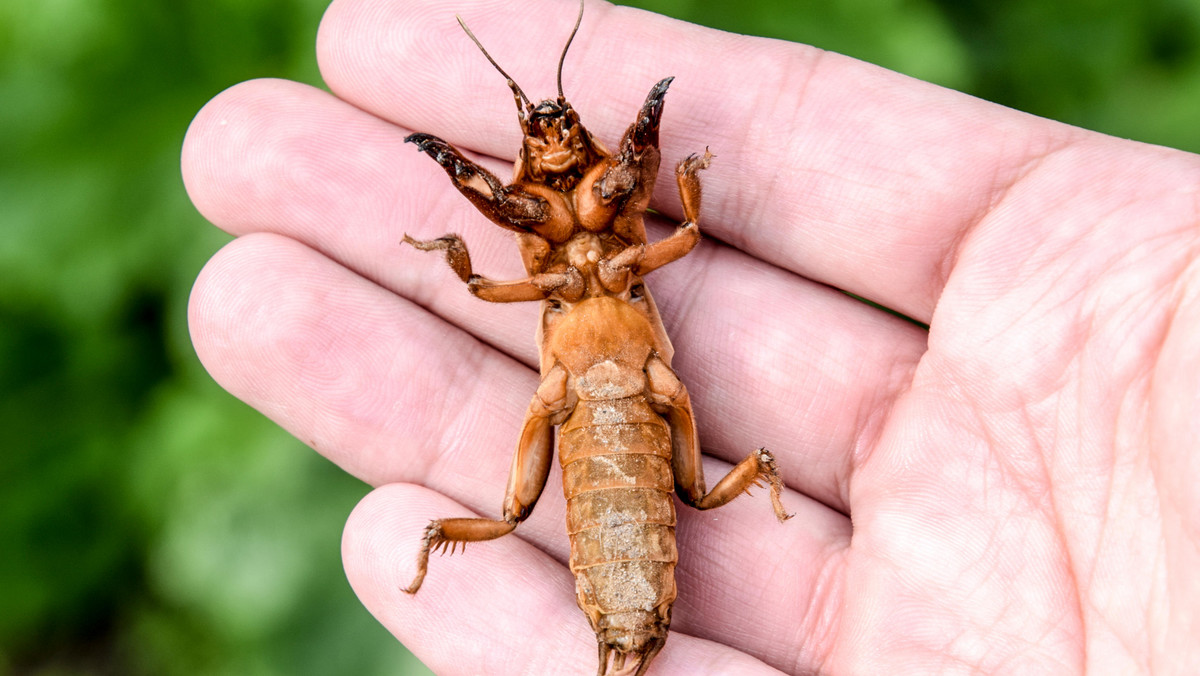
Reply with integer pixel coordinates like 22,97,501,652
183,79,308,229
182,76,402,241
340,482,594,674
340,483,452,621
318,0,476,138
187,233,334,402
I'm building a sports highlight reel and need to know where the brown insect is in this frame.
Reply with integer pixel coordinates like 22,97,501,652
400,3,792,674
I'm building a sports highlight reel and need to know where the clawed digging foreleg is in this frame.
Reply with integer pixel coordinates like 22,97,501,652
405,133,486,181
404,132,549,232
629,76,674,152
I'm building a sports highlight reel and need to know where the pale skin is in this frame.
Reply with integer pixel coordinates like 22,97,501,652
183,0,1200,673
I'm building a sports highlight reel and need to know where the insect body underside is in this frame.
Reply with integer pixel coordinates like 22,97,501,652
562,390,678,668
399,5,791,675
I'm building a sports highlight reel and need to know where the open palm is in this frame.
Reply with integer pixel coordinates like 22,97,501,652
184,0,1200,673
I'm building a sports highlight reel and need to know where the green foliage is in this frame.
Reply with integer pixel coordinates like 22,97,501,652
623,0,1200,152
0,1,425,674
0,0,1196,674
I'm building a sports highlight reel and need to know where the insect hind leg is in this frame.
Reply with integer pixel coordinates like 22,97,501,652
402,517,517,595
634,149,712,275
645,354,792,523
685,448,793,523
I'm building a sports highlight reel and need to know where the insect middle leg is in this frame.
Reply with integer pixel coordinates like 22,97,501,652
403,233,583,302
644,354,793,523
636,149,713,275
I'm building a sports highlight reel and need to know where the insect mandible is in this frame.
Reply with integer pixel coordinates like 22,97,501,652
400,3,793,674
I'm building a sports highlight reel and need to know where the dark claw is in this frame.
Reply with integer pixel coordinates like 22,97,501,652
405,132,472,175
677,148,714,177
645,76,674,105
404,132,442,150
630,76,673,151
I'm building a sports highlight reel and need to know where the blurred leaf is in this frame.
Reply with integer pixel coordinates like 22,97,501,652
0,0,429,673
618,0,972,89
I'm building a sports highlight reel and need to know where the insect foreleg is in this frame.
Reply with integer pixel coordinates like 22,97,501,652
594,79,674,211
405,132,549,231
402,365,573,595
644,354,793,523
629,76,674,152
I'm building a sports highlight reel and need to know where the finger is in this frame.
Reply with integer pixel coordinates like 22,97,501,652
188,231,537,484
344,482,808,675
183,78,927,512
317,0,1077,321
183,78,541,365
190,234,848,670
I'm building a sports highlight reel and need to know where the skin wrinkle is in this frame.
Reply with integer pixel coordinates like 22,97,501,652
935,135,1082,317
1152,258,1200,533
1145,537,1170,675
742,544,814,668
1078,434,1124,667
794,545,848,674
1023,342,1093,665
872,382,1079,668
426,328,512,481
846,325,924,487
1114,398,1162,666
729,47,829,261
1049,222,1193,666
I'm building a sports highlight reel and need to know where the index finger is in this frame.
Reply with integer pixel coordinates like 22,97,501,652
317,0,1074,322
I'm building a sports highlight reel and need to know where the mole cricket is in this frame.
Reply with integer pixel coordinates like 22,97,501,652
400,3,792,673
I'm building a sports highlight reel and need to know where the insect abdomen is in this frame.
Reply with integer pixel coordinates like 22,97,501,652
560,395,678,654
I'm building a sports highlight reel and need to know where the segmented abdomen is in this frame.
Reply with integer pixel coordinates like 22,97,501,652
559,395,677,651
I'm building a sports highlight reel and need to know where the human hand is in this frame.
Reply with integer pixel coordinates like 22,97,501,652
183,0,1200,673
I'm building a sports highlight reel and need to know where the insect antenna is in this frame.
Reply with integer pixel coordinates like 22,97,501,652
456,14,531,119
557,0,585,102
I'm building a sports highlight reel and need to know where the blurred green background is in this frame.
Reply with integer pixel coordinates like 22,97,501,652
1,0,1196,674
